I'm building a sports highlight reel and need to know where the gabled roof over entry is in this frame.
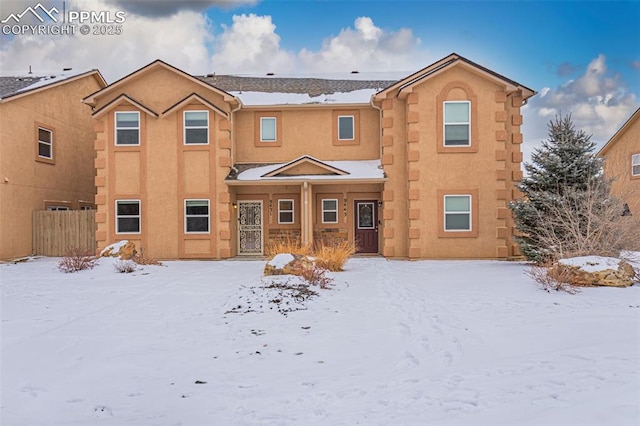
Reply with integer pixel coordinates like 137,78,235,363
227,157,385,185
374,53,536,101
261,155,349,177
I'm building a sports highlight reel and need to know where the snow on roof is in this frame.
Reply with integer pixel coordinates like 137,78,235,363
230,88,380,105
0,69,96,99
235,159,384,181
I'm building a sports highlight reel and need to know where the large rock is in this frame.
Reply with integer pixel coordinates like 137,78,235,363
264,253,314,276
100,240,137,260
552,256,636,288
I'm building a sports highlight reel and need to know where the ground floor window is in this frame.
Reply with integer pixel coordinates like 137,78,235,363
116,200,140,234
444,195,472,231
185,199,210,233
321,199,338,223
278,199,294,224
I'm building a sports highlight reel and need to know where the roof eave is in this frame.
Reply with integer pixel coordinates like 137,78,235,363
226,177,387,186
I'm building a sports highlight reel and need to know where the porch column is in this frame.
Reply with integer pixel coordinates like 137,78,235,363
301,181,313,246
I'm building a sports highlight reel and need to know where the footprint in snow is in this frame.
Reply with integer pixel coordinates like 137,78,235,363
93,406,113,418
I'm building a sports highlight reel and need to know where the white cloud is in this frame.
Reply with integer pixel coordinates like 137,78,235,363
522,54,637,162
210,14,295,74
0,0,213,82
298,17,421,73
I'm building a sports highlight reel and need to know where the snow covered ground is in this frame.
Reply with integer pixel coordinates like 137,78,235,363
1,257,639,425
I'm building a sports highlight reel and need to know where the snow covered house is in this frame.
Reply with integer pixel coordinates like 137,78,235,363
598,107,640,216
82,53,535,259
0,70,106,260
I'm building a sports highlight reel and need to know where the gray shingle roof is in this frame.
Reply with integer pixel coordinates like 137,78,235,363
0,76,42,99
197,75,397,97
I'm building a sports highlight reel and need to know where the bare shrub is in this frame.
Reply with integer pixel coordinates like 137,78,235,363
266,236,311,257
58,248,98,273
114,259,137,273
132,247,163,266
529,179,640,262
526,263,578,294
313,239,356,272
289,262,334,289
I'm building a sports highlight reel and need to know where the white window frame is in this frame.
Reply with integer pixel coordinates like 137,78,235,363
260,117,277,142
184,199,210,234
115,111,140,146
444,195,472,232
37,127,53,159
278,199,294,224
115,199,141,234
443,101,471,147
322,199,339,224
183,110,209,145
337,115,355,141
47,206,69,211
632,154,640,176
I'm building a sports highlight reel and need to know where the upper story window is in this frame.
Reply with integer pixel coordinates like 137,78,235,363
278,199,294,224
116,200,141,234
38,127,53,160
632,154,640,176
443,101,471,146
322,199,338,224
115,111,140,145
260,117,277,142
185,199,210,233
332,110,360,146
444,195,472,231
337,115,355,140
184,111,209,145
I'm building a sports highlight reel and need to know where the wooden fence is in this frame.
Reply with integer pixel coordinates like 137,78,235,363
33,210,96,256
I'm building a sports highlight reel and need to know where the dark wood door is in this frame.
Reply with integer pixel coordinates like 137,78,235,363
355,201,378,253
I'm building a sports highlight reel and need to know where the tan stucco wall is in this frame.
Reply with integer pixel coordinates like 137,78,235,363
602,116,640,214
93,59,530,260
0,75,104,259
378,64,525,259
93,66,233,259
234,106,380,163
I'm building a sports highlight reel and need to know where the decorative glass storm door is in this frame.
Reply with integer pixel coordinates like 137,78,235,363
355,201,378,253
238,201,263,255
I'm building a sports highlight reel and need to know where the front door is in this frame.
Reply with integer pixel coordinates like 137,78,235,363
238,201,263,255
355,201,378,253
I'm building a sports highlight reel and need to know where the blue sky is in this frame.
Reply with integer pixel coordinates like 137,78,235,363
1,0,638,149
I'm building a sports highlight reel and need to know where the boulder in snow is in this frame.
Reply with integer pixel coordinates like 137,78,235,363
100,240,137,260
552,256,636,288
264,253,314,276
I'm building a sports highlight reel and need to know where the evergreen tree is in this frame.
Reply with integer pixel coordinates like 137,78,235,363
510,114,605,261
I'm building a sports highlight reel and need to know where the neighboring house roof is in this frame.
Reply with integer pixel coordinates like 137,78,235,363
0,69,106,102
227,157,385,184
598,107,640,156
374,53,536,101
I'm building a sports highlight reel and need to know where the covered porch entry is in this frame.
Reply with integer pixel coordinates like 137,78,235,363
226,156,386,256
